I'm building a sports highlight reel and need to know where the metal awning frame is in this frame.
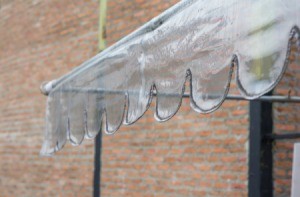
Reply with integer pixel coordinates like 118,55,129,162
39,0,300,196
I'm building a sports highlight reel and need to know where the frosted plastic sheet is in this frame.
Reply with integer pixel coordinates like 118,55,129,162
41,0,300,156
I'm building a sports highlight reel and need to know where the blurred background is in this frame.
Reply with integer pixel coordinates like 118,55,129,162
0,0,299,196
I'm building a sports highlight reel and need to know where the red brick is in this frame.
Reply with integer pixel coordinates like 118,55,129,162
2,0,298,197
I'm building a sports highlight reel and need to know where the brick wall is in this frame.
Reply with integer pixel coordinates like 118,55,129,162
273,38,300,197
0,0,298,197
0,0,99,196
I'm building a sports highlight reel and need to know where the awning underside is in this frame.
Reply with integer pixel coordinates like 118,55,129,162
41,0,300,156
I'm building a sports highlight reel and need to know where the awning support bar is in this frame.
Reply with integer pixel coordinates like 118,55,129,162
41,86,300,103
265,133,300,140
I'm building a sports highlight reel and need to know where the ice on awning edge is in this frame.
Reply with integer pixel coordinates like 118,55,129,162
40,0,300,156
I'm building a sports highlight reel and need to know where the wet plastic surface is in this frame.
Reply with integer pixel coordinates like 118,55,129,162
41,0,300,156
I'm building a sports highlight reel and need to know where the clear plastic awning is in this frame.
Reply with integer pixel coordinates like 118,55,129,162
40,0,300,156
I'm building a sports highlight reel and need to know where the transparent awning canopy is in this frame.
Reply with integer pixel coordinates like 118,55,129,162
40,0,300,156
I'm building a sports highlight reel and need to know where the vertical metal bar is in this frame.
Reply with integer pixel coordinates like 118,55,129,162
249,93,273,197
259,99,273,197
93,128,102,197
249,100,262,197
292,143,300,197
93,0,107,196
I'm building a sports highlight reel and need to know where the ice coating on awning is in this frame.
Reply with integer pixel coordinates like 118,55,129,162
41,0,300,156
